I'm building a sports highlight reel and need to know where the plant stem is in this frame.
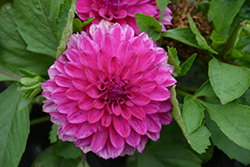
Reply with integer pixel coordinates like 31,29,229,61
30,116,50,126
220,23,244,58
176,86,197,93
176,89,192,97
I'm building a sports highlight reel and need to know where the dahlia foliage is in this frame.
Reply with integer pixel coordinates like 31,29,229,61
41,20,176,159
76,0,172,34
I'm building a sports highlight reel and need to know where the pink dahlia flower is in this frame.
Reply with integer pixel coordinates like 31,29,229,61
76,0,172,34
41,20,176,159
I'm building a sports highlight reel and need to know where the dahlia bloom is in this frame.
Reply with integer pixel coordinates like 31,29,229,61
41,20,176,159
76,0,172,34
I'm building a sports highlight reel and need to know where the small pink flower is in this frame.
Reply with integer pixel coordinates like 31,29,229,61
76,0,172,34
41,20,176,159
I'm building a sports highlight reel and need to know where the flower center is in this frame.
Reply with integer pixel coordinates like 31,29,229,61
105,76,126,103
102,0,123,12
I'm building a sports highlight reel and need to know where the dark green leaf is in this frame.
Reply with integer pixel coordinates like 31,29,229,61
31,142,81,167
167,46,181,75
49,124,58,144
135,13,162,42
162,28,201,49
0,84,30,167
136,122,203,167
187,14,217,54
0,3,54,77
170,86,211,154
206,111,250,165
54,141,82,159
209,0,245,34
178,53,197,77
182,96,204,134
56,0,77,58
200,101,250,150
156,0,170,22
194,80,217,97
82,17,95,28
208,58,250,104
235,89,250,106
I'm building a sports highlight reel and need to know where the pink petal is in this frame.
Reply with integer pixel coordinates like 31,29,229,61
75,122,94,139
91,129,109,152
144,103,160,114
43,100,57,113
128,71,144,83
62,122,77,136
113,9,127,19
93,98,106,109
101,112,112,127
125,129,141,147
158,112,173,125
100,34,117,54
147,85,170,101
111,103,122,116
159,100,172,113
97,50,110,70
138,81,157,93
129,36,145,55
99,8,113,21
113,41,134,65
118,65,131,80
78,35,100,55
109,125,125,149
57,101,78,114
123,25,135,40
110,23,125,42
66,87,84,100
88,108,105,123
127,55,139,72
72,78,90,91
145,114,161,133
85,84,101,98
65,49,80,62
78,94,94,110
54,74,73,88
146,132,160,141
108,57,120,76
79,51,98,69
131,93,150,106
85,67,99,83
136,135,148,153
128,106,146,120
121,106,131,119
67,109,88,124
107,140,125,159
113,115,131,137
129,116,147,135
48,67,59,80
74,136,92,147
54,60,65,73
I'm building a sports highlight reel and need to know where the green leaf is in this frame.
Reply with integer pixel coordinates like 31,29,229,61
56,0,77,58
167,46,181,75
170,86,211,154
54,141,82,159
162,28,202,49
135,13,162,42
0,84,30,167
13,0,64,58
0,3,54,77
178,53,197,77
156,0,170,22
31,142,81,167
208,58,250,104
194,80,217,97
210,30,228,52
49,124,58,144
0,66,20,81
200,101,250,150
136,122,203,167
82,17,95,28
182,96,204,134
206,111,250,165
209,0,245,34
235,89,250,106
187,14,217,54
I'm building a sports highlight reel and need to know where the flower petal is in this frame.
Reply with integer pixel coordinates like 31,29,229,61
75,122,94,139
91,129,109,152
145,114,161,133
129,106,146,120
101,112,112,127
125,129,141,147
78,94,94,110
109,125,125,149
85,84,102,98
66,87,84,100
131,93,150,106
129,116,147,135
67,109,88,124
88,108,105,123
113,115,131,137
147,85,170,101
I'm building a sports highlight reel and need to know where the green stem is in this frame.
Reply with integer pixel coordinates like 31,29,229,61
30,116,50,126
176,86,197,93
220,23,244,58
176,89,192,97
